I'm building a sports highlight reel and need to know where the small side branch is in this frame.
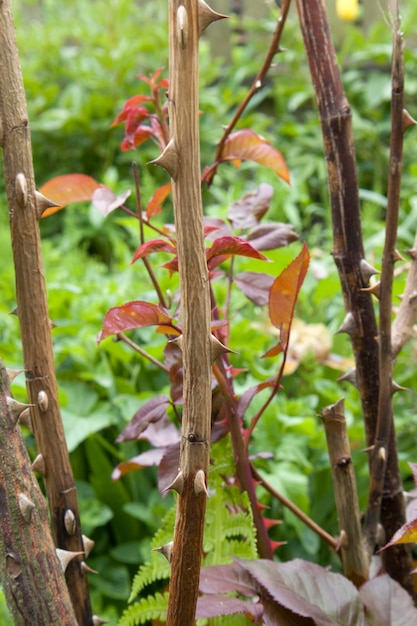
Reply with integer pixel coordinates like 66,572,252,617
321,399,369,587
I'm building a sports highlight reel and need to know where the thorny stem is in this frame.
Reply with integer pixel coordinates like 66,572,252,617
251,464,338,552
214,0,292,166
131,163,168,308
116,332,169,373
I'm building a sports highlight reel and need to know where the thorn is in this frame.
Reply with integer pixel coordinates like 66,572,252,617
35,190,60,218
393,249,405,263
378,446,386,462
270,540,287,552
163,470,184,496
359,259,379,285
18,493,35,523
6,368,24,383
37,390,49,412
64,509,77,536
31,454,46,476
210,334,237,363
56,549,84,573
361,281,381,299
169,335,183,352
82,535,95,558
198,0,228,36
154,541,174,564
406,247,417,261
402,109,417,133
6,397,33,424
263,518,282,530
391,381,408,394
149,139,178,180
335,312,356,337
15,173,28,207
194,469,209,497
80,561,98,575
92,618,110,626
362,444,375,454
19,407,33,431
177,5,188,49
337,368,357,387
335,529,349,550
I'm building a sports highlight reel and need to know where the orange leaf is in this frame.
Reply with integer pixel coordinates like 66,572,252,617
379,517,417,551
39,174,101,217
269,243,310,352
146,182,172,218
220,130,290,184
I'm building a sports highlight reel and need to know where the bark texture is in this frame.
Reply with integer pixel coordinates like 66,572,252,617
0,1,93,622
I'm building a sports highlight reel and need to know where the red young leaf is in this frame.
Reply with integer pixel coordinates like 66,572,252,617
111,95,152,126
39,174,102,217
246,223,299,251
220,130,290,184
146,182,172,218
207,236,267,270
98,301,176,342
234,272,274,306
116,395,170,443
128,125,155,150
269,243,310,351
131,240,177,265
92,187,131,217
228,184,274,229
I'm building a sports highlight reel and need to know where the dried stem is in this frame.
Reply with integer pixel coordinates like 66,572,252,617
321,399,369,587
0,1,92,622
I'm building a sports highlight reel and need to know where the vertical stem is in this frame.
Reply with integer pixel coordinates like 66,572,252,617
0,1,92,622
163,2,214,623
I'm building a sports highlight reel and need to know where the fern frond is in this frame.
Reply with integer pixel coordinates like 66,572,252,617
118,591,169,626
129,558,171,603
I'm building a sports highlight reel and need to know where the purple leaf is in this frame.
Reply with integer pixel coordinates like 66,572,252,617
234,272,275,306
228,184,273,229
199,562,258,597
236,379,275,421
158,442,181,493
92,187,131,216
140,414,180,447
359,574,417,626
116,395,170,443
98,301,176,342
112,449,165,480
237,559,365,626
196,595,263,622
203,217,233,240
246,223,299,251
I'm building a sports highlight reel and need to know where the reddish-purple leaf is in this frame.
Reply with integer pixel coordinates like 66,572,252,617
98,301,175,342
129,125,155,150
234,272,275,306
200,562,258,597
112,449,165,480
131,240,177,264
269,243,310,351
158,442,181,493
204,217,233,240
237,380,275,421
39,174,102,217
359,574,417,626
219,130,290,184
207,236,267,270
228,184,274,229
140,414,180,448
92,187,131,217
237,559,365,626
247,223,299,251
146,182,172,218
116,395,170,443
196,595,263,622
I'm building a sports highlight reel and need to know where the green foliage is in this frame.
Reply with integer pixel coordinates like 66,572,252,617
122,436,258,625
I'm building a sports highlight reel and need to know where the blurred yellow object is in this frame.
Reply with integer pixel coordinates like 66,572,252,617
336,0,359,21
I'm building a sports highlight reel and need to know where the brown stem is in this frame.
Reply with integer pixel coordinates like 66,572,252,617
213,0,292,166
250,464,338,552
0,2,92,622
392,232,417,357
321,399,369,587
116,333,169,372
0,363,77,625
